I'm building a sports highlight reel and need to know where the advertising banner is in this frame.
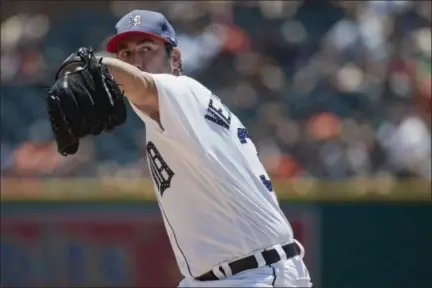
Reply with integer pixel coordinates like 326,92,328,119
1,203,319,287
1,204,179,287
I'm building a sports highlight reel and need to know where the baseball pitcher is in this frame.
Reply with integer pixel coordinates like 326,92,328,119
45,10,312,287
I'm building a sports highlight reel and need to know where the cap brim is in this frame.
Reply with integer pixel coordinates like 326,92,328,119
106,30,169,53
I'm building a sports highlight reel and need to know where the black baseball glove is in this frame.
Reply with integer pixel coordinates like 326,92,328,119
45,47,127,156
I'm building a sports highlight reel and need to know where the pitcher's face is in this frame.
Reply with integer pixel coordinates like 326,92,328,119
116,34,172,74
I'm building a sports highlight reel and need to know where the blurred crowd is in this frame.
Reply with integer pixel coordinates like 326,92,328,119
1,1,431,180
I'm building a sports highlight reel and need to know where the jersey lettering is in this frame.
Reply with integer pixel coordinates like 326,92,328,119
237,128,248,144
146,141,174,196
260,175,274,192
238,127,274,192
205,94,231,129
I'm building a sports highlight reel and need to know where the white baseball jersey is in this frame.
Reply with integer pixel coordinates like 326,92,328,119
129,73,294,278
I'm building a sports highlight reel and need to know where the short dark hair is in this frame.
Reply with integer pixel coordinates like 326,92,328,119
165,43,173,56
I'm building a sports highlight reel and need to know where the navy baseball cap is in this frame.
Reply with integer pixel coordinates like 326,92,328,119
106,10,177,53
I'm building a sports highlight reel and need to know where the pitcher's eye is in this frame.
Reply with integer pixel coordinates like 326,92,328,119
119,50,131,58
140,47,151,53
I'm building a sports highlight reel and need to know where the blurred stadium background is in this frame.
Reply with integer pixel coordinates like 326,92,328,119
1,1,431,287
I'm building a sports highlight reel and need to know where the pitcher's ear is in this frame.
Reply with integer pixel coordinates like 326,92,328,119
170,48,182,75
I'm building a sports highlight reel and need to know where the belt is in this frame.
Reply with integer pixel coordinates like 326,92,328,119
195,242,301,281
